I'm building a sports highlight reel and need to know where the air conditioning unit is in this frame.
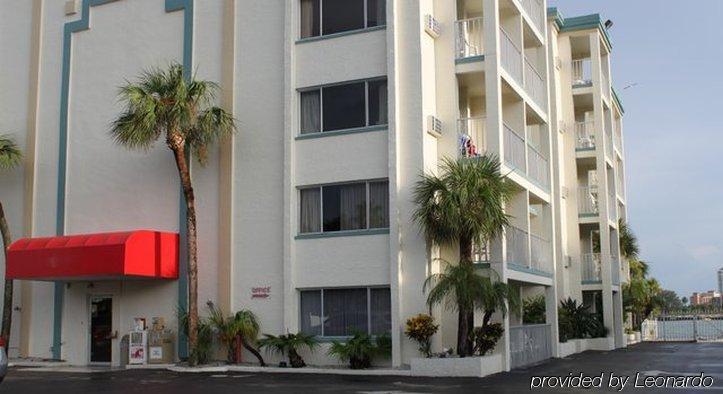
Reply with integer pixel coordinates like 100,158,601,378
65,0,79,15
426,115,442,138
424,14,441,38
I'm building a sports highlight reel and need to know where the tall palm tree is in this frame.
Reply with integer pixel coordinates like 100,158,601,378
618,219,639,261
110,63,235,365
414,156,514,356
0,135,22,348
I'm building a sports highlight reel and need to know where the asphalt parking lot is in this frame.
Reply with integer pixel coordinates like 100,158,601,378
2,342,722,393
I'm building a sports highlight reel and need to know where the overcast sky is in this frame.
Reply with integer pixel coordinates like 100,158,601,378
550,0,723,297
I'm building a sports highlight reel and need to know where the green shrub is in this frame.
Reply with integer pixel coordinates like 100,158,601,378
558,297,606,341
523,295,546,324
258,332,318,368
178,307,214,365
328,331,390,369
404,314,439,357
471,323,504,356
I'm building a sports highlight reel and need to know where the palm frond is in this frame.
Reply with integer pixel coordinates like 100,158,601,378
618,219,640,260
0,135,22,170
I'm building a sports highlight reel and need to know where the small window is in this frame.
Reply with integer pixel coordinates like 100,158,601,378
299,78,388,135
299,180,389,234
300,0,386,39
299,287,391,337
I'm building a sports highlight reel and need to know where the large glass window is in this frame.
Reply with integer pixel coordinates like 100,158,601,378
299,180,389,234
300,0,386,39
300,79,387,135
299,287,391,337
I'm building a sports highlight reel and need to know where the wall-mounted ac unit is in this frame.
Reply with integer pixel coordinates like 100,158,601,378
65,0,79,15
424,14,441,38
426,115,442,138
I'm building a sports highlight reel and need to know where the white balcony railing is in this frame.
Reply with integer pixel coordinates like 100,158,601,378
578,186,599,216
571,58,592,86
458,117,486,158
520,0,545,35
504,123,526,172
527,143,549,188
616,173,625,199
611,254,621,285
530,233,552,273
500,27,523,85
607,188,617,221
581,253,602,282
575,121,595,150
455,17,484,60
601,71,611,101
605,126,613,159
506,225,529,268
524,58,546,109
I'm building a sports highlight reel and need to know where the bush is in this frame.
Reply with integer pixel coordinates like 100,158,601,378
471,323,504,356
328,332,390,369
404,314,439,357
558,297,607,341
523,295,546,324
258,332,318,368
178,307,214,365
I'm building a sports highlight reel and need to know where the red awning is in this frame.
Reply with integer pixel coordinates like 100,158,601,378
6,230,179,281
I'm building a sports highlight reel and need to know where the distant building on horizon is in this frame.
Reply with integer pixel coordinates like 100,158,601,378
690,290,722,306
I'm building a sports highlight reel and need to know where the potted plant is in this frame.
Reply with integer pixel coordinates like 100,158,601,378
328,331,391,369
258,332,318,368
404,314,439,357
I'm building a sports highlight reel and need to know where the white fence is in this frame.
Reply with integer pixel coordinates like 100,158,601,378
642,316,723,342
509,324,553,369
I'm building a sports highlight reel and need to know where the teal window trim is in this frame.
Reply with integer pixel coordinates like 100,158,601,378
298,76,387,92
575,147,596,152
578,213,599,218
296,124,386,140
455,55,485,65
295,228,389,240
573,81,593,89
581,280,603,285
296,25,386,44
507,263,554,278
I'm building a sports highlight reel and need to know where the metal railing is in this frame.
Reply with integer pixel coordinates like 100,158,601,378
607,188,617,221
642,316,723,342
575,121,595,150
455,18,484,60
503,123,526,172
581,253,602,282
520,0,544,35
458,117,486,158
500,27,523,85
530,233,552,273
571,58,592,86
506,225,529,268
509,324,552,369
527,143,549,188
524,58,546,109
577,186,599,216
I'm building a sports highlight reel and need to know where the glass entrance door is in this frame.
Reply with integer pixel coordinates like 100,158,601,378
90,296,112,363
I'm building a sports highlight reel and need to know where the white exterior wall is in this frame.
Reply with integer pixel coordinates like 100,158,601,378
0,0,629,368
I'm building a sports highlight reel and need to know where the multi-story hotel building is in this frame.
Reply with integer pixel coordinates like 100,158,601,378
0,0,629,371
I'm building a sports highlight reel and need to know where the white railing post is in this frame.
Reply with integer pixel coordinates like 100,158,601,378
577,186,599,216
455,17,484,60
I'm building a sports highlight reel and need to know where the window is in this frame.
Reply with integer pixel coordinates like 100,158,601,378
299,180,389,234
300,79,388,135
300,287,391,337
300,0,386,39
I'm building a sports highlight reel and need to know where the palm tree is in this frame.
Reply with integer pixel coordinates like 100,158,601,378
206,301,265,365
110,64,235,365
413,156,514,356
424,261,517,355
258,332,318,368
618,219,639,261
0,135,22,348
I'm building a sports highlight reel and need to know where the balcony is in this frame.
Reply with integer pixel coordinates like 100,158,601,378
575,121,595,151
455,17,484,61
604,126,613,160
458,117,486,158
607,188,617,221
503,123,526,171
527,143,548,188
520,0,545,36
616,173,625,200
581,253,602,282
578,186,599,217
506,225,529,269
524,58,546,110
500,27,523,85
611,254,621,285
530,233,552,273
571,58,592,87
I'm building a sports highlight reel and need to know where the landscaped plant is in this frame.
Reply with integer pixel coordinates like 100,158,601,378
413,156,514,356
404,314,439,357
328,332,391,369
523,295,546,324
557,297,605,342
0,135,21,348
206,301,265,366
258,332,318,368
178,307,213,365
111,63,235,365
471,323,504,356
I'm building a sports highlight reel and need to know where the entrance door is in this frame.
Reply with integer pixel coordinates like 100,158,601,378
90,296,112,363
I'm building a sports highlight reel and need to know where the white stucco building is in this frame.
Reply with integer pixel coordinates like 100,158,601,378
0,0,629,371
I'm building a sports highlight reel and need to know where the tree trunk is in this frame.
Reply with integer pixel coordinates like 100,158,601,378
241,339,266,366
458,236,475,355
169,142,199,366
0,201,14,349
457,307,469,357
